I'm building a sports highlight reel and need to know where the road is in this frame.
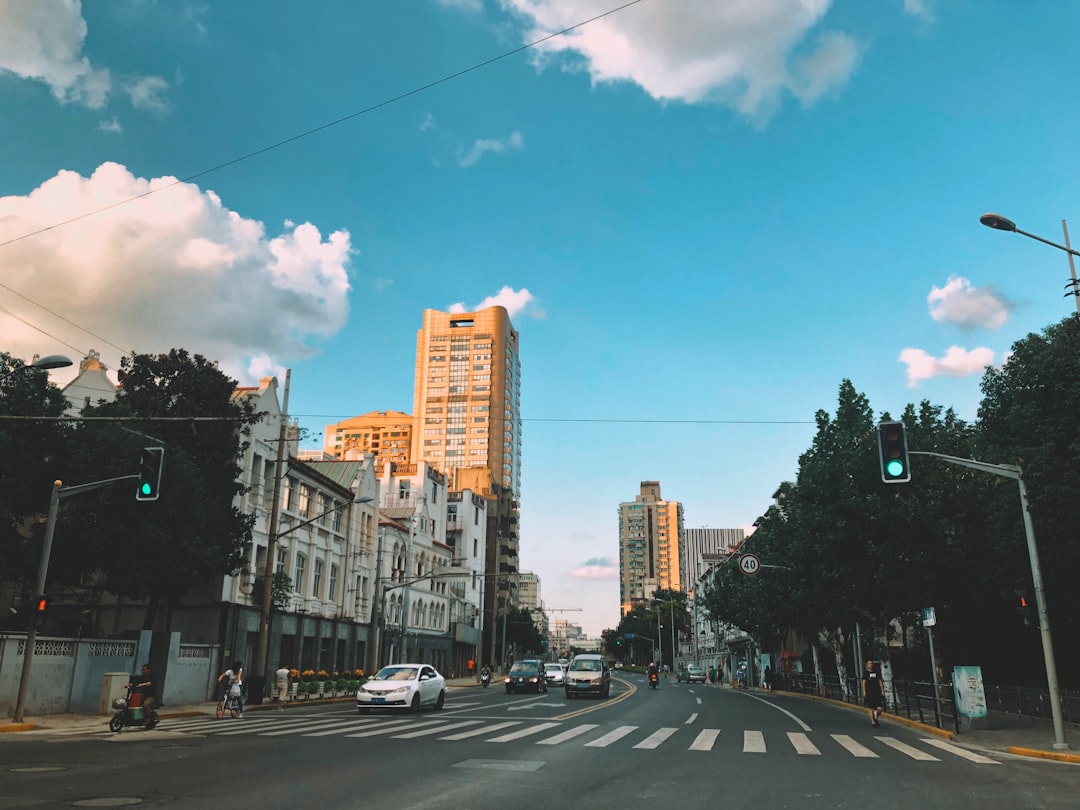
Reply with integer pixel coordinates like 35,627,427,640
2,673,1078,809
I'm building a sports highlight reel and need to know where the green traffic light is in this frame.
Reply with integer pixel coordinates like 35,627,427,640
885,459,906,477
140,482,153,496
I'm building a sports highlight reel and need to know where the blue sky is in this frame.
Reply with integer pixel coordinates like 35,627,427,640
2,0,1079,637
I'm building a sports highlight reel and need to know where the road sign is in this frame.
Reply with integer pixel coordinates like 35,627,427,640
738,554,760,576
922,607,937,627
623,632,636,639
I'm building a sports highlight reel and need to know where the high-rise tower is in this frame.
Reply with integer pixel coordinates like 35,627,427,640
412,306,522,666
411,307,521,493
618,481,684,615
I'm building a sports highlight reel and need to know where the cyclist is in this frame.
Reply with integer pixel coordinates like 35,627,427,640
217,660,244,716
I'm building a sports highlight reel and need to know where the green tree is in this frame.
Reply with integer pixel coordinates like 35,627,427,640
50,350,259,630
0,353,73,608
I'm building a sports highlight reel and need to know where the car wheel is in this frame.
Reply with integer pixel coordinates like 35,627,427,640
410,693,421,713
434,690,445,710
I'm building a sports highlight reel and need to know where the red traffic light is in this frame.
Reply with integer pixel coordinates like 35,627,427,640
34,596,47,613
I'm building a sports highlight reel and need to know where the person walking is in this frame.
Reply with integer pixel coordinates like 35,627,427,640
273,664,290,711
862,659,885,727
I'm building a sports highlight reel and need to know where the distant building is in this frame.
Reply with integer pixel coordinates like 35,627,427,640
323,410,414,465
618,481,685,614
683,528,743,593
60,349,116,413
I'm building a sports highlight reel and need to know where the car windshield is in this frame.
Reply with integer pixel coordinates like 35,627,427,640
509,662,536,674
374,666,418,681
572,660,599,671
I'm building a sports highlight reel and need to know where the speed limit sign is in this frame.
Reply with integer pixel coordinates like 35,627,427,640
738,554,761,576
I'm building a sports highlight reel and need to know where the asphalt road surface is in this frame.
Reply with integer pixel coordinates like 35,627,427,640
3,673,1078,809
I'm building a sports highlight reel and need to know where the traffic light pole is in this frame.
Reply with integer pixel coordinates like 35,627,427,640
909,450,1068,750
12,474,137,723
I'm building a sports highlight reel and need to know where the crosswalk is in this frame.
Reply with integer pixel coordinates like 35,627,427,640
71,711,1000,764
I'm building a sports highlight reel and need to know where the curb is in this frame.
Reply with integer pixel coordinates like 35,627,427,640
1008,746,1080,764
0,723,36,734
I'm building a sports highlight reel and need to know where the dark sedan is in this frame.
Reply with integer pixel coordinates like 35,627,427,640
504,659,548,693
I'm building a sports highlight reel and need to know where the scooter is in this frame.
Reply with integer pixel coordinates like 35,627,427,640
109,684,159,732
480,671,491,689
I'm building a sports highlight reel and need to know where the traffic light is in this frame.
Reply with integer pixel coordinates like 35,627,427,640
877,421,911,483
1016,590,1033,626
33,595,47,615
136,447,164,501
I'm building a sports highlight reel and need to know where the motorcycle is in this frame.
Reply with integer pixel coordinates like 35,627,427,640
649,671,659,690
480,671,491,689
109,684,159,732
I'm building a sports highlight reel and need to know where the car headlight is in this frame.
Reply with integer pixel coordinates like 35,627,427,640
504,677,510,684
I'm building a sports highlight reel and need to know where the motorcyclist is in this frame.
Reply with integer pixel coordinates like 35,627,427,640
480,665,491,683
129,663,158,725
647,661,659,685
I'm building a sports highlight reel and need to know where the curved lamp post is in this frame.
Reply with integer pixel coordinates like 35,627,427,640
0,354,73,383
980,213,1080,313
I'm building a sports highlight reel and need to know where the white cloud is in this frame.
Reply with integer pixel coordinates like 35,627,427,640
458,130,524,167
0,0,111,107
449,286,546,320
898,345,995,387
570,557,618,579
902,0,934,22
0,162,353,384
98,116,122,134
501,0,860,121
437,0,484,12
419,112,436,132
928,275,1013,331
123,74,169,111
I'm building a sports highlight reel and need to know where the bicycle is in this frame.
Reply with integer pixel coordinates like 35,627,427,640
216,683,243,719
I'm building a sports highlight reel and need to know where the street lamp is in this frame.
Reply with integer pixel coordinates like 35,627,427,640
980,212,1080,313
0,354,73,382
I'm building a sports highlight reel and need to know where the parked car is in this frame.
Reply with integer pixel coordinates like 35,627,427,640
678,665,707,684
564,654,611,699
544,662,566,686
357,663,446,713
505,659,548,693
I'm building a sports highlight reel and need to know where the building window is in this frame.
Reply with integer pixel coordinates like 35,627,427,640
313,558,324,598
295,553,307,593
275,546,287,575
328,563,339,601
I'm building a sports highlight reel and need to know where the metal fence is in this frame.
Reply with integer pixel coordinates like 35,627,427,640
982,684,1080,725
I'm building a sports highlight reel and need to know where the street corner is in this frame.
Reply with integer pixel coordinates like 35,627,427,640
1006,746,1080,764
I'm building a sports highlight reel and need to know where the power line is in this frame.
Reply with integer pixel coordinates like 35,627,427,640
0,0,646,251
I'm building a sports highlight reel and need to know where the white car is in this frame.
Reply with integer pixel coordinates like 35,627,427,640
544,662,566,686
357,663,446,713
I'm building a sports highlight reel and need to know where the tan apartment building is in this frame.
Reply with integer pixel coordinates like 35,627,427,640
323,409,414,465
618,481,685,615
411,306,523,667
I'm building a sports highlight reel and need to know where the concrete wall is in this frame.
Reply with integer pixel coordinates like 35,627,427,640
0,631,220,717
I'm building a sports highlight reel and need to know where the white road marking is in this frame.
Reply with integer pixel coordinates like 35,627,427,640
345,718,444,738
486,722,562,742
831,734,879,758
440,721,520,740
585,725,638,747
394,721,482,738
876,736,940,761
689,729,721,751
634,727,679,749
536,724,598,745
920,738,1001,764
686,713,699,724
788,732,821,755
744,730,767,753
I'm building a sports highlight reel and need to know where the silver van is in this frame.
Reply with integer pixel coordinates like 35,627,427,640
564,654,611,699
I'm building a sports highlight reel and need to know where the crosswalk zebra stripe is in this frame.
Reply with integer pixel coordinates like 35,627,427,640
689,729,721,751
585,726,638,747
440,721,520,740
346,719,446,738
744,730,766,753
300,720,387,737
831,734,878,758
787,732,821,755
394,721,483,738
635,727,679,750
876,736,940,761
262,719,372,736
919,738,1001,764
686,713,699,724
486,722,562,742
536,724,598,745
